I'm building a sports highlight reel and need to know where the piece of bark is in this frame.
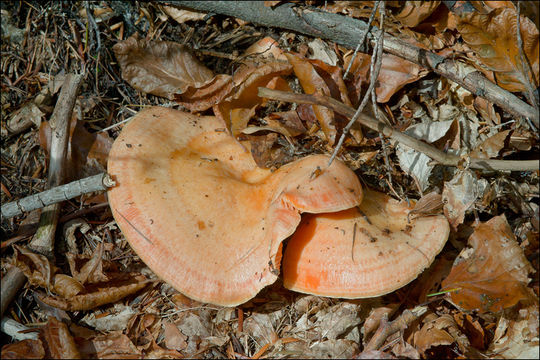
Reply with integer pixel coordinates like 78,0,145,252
0,267,27,318
28,73,82,258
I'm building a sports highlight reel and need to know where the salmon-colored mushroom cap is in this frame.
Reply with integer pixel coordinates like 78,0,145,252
282,188,450,298
107,107,362,306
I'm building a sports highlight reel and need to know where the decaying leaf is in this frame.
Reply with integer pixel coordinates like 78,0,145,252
396,119,457,191
442,170,488,229
285,53,338,145
441,215,536,313
113,34,215,99
394,1,441,27
39,317,81,359
40,273,149,311
213,61,292,133
457,7,539,92
470,129,511,159
343,51,428,103
1,339,45,360
488,303,540,358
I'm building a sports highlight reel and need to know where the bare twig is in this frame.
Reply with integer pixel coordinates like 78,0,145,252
343,1,379,80
329,5,385,166
365,305,427,351
516,1,539,116
28,73,82,258
167,1,538,125
1,173,115,220
258,87,539,172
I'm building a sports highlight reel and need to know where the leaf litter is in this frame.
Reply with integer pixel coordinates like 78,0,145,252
1,1,538,359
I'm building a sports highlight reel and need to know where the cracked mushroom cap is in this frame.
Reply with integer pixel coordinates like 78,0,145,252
107,107,362,306
282,188,450,298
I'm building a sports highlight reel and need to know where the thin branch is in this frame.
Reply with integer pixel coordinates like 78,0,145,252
1,173,115,220
343,1,379,80
28,73,82,258
329,4,385,166
258,87,539,172
365,305,427,351
516,1,539,115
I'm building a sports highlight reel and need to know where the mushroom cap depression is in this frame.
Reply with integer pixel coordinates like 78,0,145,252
282,188,450,298
107,107,362,306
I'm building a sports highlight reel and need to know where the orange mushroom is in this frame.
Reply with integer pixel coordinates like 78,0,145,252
107,107,362,306
282,188,450,298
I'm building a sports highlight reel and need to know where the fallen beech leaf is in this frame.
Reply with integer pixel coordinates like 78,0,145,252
488,303,539,358
66,242,110,285
40,317,81,359
159,5,206,24
13,245,58,290
453,312,486,350
1,339,45,359
244,36,287,61
344,52,428,103
265,111,307,137
213,62,292,132
394,1,441,27
113,34,215,99
285,53,337,144
396,119,457,191
441,215,536,313
413,313,458,356
470,129,511,159
90,331,141,358
162,321,188,352
442,170,488,229
457,7,539,92
40,273,149,311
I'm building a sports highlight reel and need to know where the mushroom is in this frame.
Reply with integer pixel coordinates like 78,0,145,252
282,188,450,298
107,107,362,306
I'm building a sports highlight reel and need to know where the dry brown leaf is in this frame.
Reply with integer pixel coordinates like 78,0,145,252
163,321,188,352
453,312,486,350
40,273,149,311
413,313,456,355
91,331,141,359
244,36,287,61
1,339,45,359
213,61,292,132
441,215,536,313
488,303,539,358
470,129,511,159
66,242,110,285
457,7,539,92
13,245,58,291
175,73,234,111
442,170,488,229
344,52,428,103
285,53,337,144
159,5,206,24
39,317,81,359
113,34,215,99
394,1,441,27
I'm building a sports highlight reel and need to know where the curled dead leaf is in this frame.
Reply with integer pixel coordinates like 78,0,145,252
441,215,536,313
113,34,215,99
